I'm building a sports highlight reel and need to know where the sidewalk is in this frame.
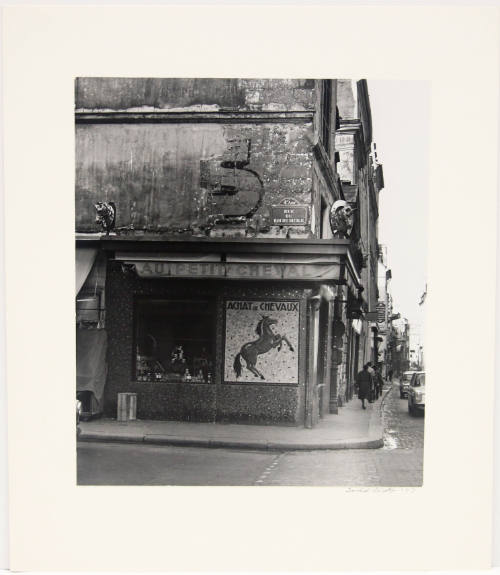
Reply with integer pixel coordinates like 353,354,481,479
78,384,393,451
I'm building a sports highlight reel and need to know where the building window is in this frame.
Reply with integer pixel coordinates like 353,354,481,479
76,292,101,328
320,196,332,239
321,80,332,155
134,298,215,383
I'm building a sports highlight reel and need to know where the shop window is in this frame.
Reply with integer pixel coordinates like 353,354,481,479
134,298,215,383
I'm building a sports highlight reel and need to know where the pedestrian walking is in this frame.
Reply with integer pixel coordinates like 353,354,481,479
356,364,372,410
388,369,393,382
367,362,375,401
373,364,384,398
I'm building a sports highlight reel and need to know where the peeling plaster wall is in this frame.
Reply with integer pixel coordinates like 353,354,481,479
76,78,316,112
76,121,314,235
75,78,323,238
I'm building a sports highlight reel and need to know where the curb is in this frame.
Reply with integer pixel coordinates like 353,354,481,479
78,433,385,451
78,387,391,452
379,383,393,411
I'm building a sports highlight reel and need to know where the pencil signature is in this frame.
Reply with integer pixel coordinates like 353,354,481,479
345,487,418,493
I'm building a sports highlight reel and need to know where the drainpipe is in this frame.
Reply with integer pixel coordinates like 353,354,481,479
305,292,321,428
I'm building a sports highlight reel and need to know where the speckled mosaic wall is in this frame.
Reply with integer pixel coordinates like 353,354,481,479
224,300,299,384
104,261,311,425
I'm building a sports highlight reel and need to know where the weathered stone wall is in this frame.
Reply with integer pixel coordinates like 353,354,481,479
75,78,322,239
337,79,357,120
76,121,314,236
76,78,316,112
104,261,310,425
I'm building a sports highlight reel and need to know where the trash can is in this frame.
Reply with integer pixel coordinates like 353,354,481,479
117,392,137,422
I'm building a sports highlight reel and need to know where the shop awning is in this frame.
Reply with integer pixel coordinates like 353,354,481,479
79,236,364,288
76,329,107,408
75,247,98,296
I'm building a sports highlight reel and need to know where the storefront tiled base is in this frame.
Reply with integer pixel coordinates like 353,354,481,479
103,263,311,426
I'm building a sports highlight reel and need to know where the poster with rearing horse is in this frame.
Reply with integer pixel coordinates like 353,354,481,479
224,300,299,383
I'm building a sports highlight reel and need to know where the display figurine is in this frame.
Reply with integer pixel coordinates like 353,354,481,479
94,201,116,235
171,345,186,362
329,200,355,239
171,345,187,375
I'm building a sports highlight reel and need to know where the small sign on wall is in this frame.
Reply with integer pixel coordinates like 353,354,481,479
271,205,309,226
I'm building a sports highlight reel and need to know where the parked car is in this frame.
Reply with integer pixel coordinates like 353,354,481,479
408,371,426,416
400,370,418,398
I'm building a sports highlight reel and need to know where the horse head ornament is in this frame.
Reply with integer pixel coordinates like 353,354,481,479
94,201,116,235
329,200,355,239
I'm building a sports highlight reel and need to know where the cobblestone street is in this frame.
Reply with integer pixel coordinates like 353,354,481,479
253,383,424,486
382,382,425,451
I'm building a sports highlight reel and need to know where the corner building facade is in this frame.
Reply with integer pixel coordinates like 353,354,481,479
75,78,380,427
335,79,384,405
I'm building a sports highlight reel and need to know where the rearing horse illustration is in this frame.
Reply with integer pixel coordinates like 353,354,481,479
233,316,295,380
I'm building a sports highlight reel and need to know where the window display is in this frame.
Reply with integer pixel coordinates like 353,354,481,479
134,299,215,383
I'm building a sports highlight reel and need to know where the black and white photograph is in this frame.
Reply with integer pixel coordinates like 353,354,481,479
75,77,428,486
4,5,498,572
